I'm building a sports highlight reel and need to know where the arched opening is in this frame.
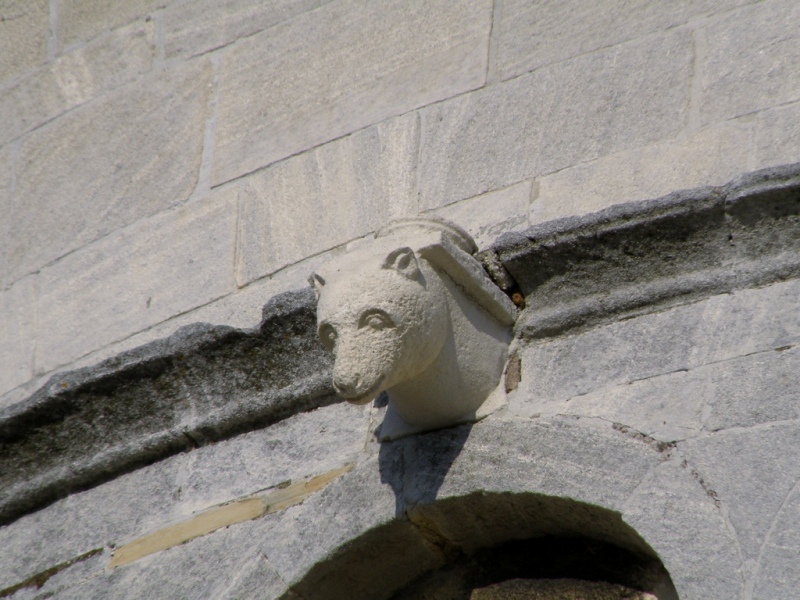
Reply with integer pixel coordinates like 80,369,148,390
282,491,678,599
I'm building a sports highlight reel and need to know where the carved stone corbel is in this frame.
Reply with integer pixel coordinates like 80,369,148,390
310,217,517,440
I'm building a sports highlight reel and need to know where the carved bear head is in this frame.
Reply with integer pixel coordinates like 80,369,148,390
310,244,449,405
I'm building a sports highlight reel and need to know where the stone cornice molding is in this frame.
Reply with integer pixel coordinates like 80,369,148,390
486,163,800,339
1,163,798,526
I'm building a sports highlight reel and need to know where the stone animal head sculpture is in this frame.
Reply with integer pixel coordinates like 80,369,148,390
310,217,517,440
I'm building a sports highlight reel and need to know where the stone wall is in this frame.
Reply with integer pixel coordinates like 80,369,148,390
2,2,800,599
2,166,798,598
3,0,800,406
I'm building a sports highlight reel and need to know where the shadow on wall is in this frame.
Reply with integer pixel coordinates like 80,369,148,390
363,418,677,599
282,487,678,600
377,396,474,516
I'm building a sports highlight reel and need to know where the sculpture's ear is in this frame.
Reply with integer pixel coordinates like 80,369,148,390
382,247,420,280
308,273,326,298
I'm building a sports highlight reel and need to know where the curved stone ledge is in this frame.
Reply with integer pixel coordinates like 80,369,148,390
2,163,799,528
488,162,800,338
0,288,336,526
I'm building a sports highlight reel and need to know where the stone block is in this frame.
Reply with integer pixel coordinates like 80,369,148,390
258,454,445,598
57,521,287,600
0,276,37,399
213,0,492,185
516,280,800,406
753,101,800,171
0,0,48,84
236,113,418,285
57,0,161,48
0,458,181,590
0,404,364,590
0,144,12,278
409,417,660,520
532,120,751,224
419,30,692,210
163,0,327,59
752,486,800,598
177,402,371,515
5,58,212,287
35,188,237,373
60,246,340,376
515,301,704,405
694,279,800,365
492,0,748,82
682,423,800,565
3,549,107,600
0,20,155,146
520,368,706,443
702,346,800,431
429,181,531,249
622,459,744,600
216,553,288,600
700,0,800,124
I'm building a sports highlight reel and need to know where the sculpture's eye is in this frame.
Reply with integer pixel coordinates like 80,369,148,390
318,323,337,350
359,310,394,331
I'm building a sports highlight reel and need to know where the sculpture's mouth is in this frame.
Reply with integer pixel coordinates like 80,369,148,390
341,376,385,405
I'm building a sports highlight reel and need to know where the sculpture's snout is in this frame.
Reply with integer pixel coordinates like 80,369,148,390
332,371,360,396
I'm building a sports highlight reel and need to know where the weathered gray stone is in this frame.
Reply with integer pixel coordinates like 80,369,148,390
5,58,212,287
515,302,705,405
178,402,371,514
36,188,237,373
0,144,13,292
429,181,531,249
515,340,800,441
0,276,37,399
56,520,286,600
3,549,107,600
516,367,706,443
702,346,800,431
682,423,800,567
259,454,445,598
492,0,750,82
215,552,289,600
163,0,327,59
58,0,161,48
236,113,418,285
406,417,661,519
0,20,155,146
0,0,48,84
0,403,365,592
622,459,744,600
213,0,491,185
58,246,341,377
693,279,800,365
752,484,800,598
497,164,800,342
1,287,336,527
0,458,180,589
753,100,800,171
516,278,800,407
419,30,692,209
700,0,800,124
533,120,751,224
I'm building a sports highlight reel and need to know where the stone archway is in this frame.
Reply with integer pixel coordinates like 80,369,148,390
286,490,677,599
245,416,739,599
